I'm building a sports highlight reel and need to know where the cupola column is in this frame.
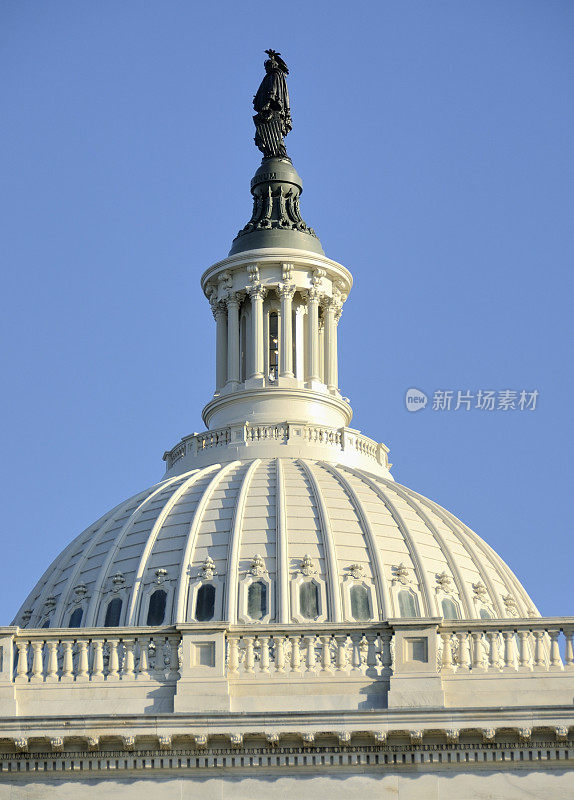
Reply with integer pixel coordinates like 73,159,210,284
226,294,240,388
294,303,305,380
305,287,321,384
248,284,267,380
323,299,338,391
278,282,295,378
212,300,228,391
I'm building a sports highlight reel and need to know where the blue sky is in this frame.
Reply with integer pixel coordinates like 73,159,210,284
1,1,572,621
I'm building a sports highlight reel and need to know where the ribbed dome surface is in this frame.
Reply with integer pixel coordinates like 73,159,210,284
15,459,538,629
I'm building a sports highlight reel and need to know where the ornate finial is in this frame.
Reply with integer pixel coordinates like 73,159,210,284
253,50,292,159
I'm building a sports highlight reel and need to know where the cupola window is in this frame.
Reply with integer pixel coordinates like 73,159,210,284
299,581,319,619
146,589,167,626
398,589,420,618
69,608,83,628
247,580,268,621
104,597,122,627
441,597,460,620
268,311,279,380
195,583,216,622
350,584,370,621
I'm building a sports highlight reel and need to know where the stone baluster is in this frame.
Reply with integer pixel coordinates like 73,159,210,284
107,639,119,679
305,287,321,384
320,635,332,672
380,632,392,673
61,640,74,683
533,630,545,670
548,630,563,670
247,284,266,380
336,635,348,673
350,633,362,673
259,636,271,673
487,631,500,671
226,293,240,389
29,640,44,683
91,639,104,680
278,282,295,378
365,633,379,676
518,630,531,670
458,632,471,671
136,637,150,679
564,629,574,668
305,635,317,672
502,630,515,670
227,637,239,675
244,636,255,673
212,299,228,392
76,639,90,682
290,635,301,673
441,632,455,673
471,631,484,671
275,636,286,673
15,639,29,683
45,640,59,683
154,637,167,679
122,639,135,680
167,635,180,680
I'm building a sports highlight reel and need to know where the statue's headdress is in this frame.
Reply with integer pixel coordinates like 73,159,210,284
265,49,289,74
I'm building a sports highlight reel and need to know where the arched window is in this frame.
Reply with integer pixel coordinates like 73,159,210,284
441,598,459,620
398,590,420,618
299,582,319,620
350,584,370,621
268,311,279,380
195,584,216,622
146,589,167,626
247,581,267,620
69,607,83,628
479,607,492,620
104,597,122,627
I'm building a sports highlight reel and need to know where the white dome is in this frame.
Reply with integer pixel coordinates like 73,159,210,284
14,458,538,629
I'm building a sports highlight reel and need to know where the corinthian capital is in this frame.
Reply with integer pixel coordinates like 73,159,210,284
277,282,296,300
225,291,241,310
247,282,267,301
209,297,227,321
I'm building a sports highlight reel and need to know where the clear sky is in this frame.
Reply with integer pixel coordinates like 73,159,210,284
1,1,572,621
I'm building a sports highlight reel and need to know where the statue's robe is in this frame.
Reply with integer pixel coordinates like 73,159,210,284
253,68,291,158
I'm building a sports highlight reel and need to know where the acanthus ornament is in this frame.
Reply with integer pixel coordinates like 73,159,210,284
347,563,365,579
298,554,318,577
199,556,217,580
391,563,411,586
154,568,168,585
435,571,453,594
249,554,268,577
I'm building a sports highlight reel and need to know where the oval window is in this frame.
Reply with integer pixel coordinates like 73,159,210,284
104,597,122,627
350,584,370,621
247,581,267,620
195,584,216,622
69,607,83,628
398,590,420,618
147,589,167,626
299,582,319,619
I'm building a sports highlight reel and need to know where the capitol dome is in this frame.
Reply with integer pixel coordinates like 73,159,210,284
14,456,538,630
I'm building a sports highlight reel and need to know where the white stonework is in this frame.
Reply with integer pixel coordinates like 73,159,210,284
3,77,573,800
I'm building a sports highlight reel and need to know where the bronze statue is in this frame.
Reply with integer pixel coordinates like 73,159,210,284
253,50,292,159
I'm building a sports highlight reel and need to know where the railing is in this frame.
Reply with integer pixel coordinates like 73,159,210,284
225,627,392,677
164,423,390,470
438,619,574,674
12,630,181,683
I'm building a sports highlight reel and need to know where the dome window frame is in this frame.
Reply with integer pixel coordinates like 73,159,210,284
341,570,377,622
290,572,327,623
187,573,224,623
238,561,274,624
140,574,174,627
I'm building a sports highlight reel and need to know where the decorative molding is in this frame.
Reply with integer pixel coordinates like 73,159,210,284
299,554,318,577
199,557,217,580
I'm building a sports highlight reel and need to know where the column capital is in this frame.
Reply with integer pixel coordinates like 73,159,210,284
210,297,227,321
247,282,267,301
277,281,296,300
224,291,241,309
305,286,323,303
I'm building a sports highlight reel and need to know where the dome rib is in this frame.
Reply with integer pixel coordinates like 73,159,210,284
126,466,216,625
442,505,536,617
383,480,475,617
275,459,290,624
84,473,188,627
226,459,261,623
50,490,151,628
174,461,239,622
402,485,506,617
298,460,342,622
320,463,391,619
344,467,436,616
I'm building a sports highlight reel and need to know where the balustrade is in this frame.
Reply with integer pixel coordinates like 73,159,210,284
12,631,181,684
